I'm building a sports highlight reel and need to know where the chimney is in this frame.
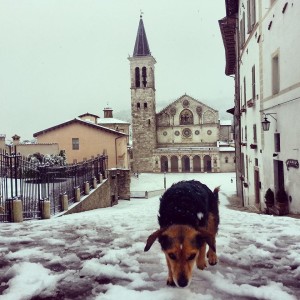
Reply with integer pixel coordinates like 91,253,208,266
0,134,6,150
12,134,21,146
103,107,113,118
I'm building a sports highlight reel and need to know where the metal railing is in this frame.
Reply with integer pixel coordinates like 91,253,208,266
0,149,107,222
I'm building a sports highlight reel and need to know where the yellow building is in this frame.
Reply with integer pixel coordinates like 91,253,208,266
34,115,129,169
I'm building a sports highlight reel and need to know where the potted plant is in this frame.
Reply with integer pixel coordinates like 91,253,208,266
275,189,289,216
264,188,274,213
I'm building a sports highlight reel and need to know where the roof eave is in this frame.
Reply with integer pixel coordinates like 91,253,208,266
219,16,237,76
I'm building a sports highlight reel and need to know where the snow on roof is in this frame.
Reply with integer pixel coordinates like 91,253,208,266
33,118,127,137
219,146,235,152
98,118,130,125
220,120,232,126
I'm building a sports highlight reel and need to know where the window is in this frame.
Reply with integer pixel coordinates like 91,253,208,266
253,124,257,143
274,133,281,152
135,67,140,88
180,109,194,125
247,0,256,32
72,138,79,150
272,54,280,95
240,12,246,47
252,65,256,100
225,157,229,163
137,102,140,109
144,102,148,109
243,77,247,106
142,67,147,87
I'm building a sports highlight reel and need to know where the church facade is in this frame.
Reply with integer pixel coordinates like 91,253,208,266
129,17,235,173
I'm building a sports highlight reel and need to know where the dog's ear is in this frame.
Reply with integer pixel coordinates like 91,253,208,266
144,228,165,252
196,229,216,253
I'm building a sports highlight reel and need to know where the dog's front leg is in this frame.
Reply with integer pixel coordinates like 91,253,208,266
207,237,218,265
196,243,207,270
166,258,175,286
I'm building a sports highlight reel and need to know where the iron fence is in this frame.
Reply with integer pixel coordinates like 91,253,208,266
0,148,107,222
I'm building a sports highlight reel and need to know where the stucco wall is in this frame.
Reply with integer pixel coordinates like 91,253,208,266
16,144,59,157
36,122,128,168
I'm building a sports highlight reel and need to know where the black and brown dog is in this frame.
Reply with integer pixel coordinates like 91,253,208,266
144,180,220,288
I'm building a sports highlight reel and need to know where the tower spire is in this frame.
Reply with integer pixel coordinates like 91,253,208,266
133,15,151,56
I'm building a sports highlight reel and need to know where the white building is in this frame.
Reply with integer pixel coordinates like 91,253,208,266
220,0,300,214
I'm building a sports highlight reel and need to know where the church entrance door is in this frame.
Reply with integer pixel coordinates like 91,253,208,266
182,156,190,172
193,155,201,172
203,155,212,172
160,156,168,172
171,156,178,172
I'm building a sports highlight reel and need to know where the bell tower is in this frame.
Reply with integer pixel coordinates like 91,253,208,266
128,15,157,173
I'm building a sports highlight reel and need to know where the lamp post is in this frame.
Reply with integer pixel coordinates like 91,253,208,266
261,113,277,132
261,117,271,131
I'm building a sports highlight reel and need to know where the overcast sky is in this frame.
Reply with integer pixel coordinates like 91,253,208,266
0,0,234,141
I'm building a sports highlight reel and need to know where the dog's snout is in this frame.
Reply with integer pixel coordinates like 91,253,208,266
177,273,189,288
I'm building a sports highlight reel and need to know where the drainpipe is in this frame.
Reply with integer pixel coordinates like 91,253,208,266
115,135,123,168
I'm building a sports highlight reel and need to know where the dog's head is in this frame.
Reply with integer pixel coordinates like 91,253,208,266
144,224,215,288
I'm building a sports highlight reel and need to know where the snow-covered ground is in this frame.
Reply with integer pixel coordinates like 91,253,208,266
0,172,299,300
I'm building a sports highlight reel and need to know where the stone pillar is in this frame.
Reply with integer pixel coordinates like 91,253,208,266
60,194,68,211
42,200,51,219
201,156,204,172
157,157,161,173
99,173,103,183
117,169,131,200
12,199,23,222
167,156,171,172
178,156,182,173
74,187,81,202
190,155,194,172
92,177,97,189
84,181,90,195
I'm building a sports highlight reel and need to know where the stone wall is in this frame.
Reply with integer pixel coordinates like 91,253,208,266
62,169,131,216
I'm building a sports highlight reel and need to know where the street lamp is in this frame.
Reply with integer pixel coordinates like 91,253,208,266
261,113,277,131
261,116,271,131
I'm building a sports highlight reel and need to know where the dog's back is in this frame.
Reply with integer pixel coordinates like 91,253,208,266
158,180,219,230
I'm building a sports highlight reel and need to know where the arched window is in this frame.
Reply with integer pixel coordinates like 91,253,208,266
135,67,140,87
179,109,193,125
137,102,140,109
160,156,168,172
182,155,190,172
225,157,229,163
203,155,212,172
142,67,147,87
171,156,178,172
193,156,201,172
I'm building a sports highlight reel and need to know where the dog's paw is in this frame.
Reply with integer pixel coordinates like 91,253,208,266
167,278,176,287
197,260,207,270
207,250,218,266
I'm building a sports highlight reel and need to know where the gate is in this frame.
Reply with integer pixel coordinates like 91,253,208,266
0,149,107,222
